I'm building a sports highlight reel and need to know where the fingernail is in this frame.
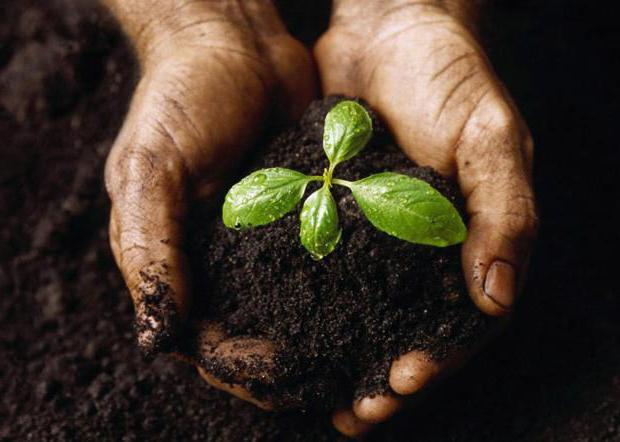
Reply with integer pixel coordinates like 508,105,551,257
483,260,516,310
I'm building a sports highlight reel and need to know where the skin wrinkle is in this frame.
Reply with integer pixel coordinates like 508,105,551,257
435,69,482,122
358,21,443,59
453,106,499,168
161,95,203,143
117,142,187,202
157,6,253,59
331,1,447,26
362,61,382,97
121,244,149,254
431,51,477,82
441,87,491,157
112,146,159,195
144,24,259,70
153,120,181,153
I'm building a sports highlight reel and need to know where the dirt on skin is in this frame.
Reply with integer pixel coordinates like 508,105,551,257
133,261,181,358
187,96,490,410
1,1,620,441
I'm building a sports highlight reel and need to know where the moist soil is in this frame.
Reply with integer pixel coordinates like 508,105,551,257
2,1,620,441
186,96,489,410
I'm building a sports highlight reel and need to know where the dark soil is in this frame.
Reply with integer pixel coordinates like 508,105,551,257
187,96,489,409
2,1,620,441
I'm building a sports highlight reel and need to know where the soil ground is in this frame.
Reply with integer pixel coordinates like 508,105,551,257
1,1,619,441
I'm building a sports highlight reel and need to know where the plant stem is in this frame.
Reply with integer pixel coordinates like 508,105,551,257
332,178,353,188
323,164,336,187
309,175,324,182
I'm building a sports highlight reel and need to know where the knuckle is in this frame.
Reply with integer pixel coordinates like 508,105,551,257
504,198,539,241
105,141,185,205
473,187,539,244
124,147,162,189
458,99,522,163
513,212,539,238
469,98,519,144
482,102,519,138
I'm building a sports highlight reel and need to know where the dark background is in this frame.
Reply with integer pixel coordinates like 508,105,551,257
1,0,618,440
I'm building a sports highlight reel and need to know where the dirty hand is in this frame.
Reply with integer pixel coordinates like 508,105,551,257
315,0,538,436
103,0,314,407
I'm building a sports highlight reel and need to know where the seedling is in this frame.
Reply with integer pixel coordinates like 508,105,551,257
223,101,467,259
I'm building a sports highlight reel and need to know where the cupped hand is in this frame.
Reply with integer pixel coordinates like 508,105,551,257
315,0,538,436
103,0,315,407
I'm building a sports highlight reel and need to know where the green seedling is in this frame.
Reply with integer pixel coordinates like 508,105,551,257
222,100,467,259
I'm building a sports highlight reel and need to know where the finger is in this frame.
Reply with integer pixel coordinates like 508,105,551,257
194,322,276,410
353,349,472,425
456,99,538,315
352,392,402,424
105,85,191,357
197,367,273,410
389,318,508,395
353,350,475,427
195,322,277,383
389,350,464,396
332,408,374,438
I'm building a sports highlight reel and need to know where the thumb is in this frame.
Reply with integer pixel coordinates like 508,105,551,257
106,78,191,356
457,100,538,316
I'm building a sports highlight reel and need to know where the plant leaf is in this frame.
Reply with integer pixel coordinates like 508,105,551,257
323,100,373,166
299,185,342,259
223,168,311,229
350,172,467,247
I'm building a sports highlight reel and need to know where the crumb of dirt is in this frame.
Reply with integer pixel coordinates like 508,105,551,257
187,97,491,410
134,261,181,358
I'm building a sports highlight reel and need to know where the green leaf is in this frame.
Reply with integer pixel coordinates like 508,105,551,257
323,100,373,166
223,168,311,229
349,172,467,247
299,185,342,259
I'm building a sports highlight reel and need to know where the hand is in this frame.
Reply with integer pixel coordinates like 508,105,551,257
103,0,314,407
315,0,538,436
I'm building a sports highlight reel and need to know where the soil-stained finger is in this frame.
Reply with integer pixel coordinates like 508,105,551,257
332,408,374,438
197,367,273,410
353,392,402,424
105,130,191,356
389,350,463,395
195,322,277,384
455,100,538,316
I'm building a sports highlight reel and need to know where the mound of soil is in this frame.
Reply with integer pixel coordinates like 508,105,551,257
187,97,490,409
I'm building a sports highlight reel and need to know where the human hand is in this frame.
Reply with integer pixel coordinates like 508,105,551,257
314,0,538,435
103,0,315,408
